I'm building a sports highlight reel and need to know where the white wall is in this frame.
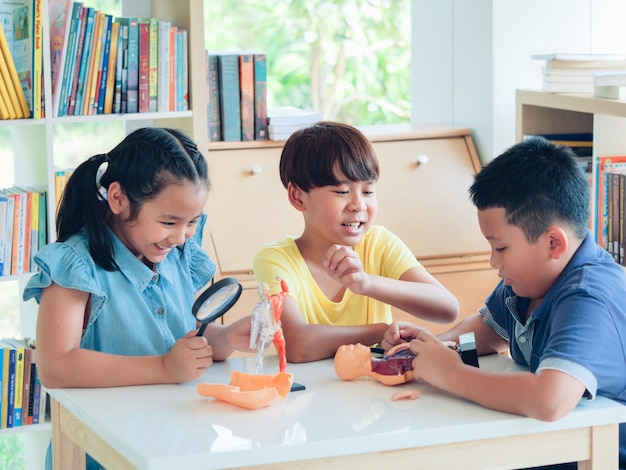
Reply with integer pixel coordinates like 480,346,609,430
411,0,626,163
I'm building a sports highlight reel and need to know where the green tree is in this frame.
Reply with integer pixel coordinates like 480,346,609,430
204,0,410,125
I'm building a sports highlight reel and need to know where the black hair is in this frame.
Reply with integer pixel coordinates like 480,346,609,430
56,127,209,270
279,121,379,191
469,135,590,242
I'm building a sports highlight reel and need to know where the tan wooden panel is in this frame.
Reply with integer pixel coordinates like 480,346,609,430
374,137,489,259
207,147,304,275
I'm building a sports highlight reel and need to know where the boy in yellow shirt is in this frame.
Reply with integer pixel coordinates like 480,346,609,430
253,122,459,363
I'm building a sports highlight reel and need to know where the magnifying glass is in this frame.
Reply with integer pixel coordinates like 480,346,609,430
193,277,243,336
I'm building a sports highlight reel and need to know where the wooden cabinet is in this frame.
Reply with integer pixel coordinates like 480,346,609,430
206,124,499,329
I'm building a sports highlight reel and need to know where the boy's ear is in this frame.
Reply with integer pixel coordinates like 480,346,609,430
547,226,569,259
107,181,128,215
287,182,306,212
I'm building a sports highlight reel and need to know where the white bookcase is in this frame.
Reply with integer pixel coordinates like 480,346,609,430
0,1,207,467
516,89,626,239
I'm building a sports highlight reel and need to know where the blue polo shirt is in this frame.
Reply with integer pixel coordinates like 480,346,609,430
481,231,626,468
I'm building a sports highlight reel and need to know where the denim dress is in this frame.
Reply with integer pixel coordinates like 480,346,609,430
23,217,216,469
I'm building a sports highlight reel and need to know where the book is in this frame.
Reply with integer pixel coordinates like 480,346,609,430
13,346,24,426
6,348,15,427
66,5,87,115
253,52,267,140
181,29,188,111
7,188,23,275
31,361,40,424
73,5,94,115
216,52,241,141
267,106,323,126
596,156,626,248
125,17,139,113
48,0,72,109
15,186,31,272
541,80,593,94
0,348,5,428
176,29,185,111
0,191,6,273
137,18,149,113
168,25,175,111
95,14,112,114
24,347,35,424
0,0,34,116
157,19,170,112
532,53,626,68
55,1,82,116
82,10,102,115
148,17,157,112
102,19,118,114
1,189,14,276
113,19,126,113
31,0,42,118
0,67,16,118
206,51,220,141
36,189,46,250
0,22,28,117
239,52,254,141
0,28,22,118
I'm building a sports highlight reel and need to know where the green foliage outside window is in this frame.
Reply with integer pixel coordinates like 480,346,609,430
204,0,411,126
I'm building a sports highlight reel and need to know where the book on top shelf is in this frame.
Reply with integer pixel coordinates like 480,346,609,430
216,52,241,142
48,0,72,106
532,53,626,68
239,52,254,141
206,51,220,141
0,0,34,116
267,106,323,126
253,52,267,140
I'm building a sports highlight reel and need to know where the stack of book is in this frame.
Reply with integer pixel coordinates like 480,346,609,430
593,70,626,100
0,0,42,119
532,53,626,94
267,106,323,141
0,186,47,277
50,0,189,117
0,338,48,428
205,50,268,142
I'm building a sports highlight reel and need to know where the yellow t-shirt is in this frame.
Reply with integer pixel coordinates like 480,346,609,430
252,225,423,325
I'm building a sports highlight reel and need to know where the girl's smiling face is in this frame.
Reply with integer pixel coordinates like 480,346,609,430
109,180,208,267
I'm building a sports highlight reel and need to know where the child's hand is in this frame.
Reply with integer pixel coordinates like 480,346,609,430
408,330,462,388
381,321,429,351
226,316,256,353
163,331,214,383
323,244,370,294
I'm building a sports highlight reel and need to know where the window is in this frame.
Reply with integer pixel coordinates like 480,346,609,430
204,0,411,126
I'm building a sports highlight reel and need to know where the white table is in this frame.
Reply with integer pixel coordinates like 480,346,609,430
48,353,626,469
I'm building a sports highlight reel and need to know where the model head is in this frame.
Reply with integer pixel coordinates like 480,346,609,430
469,136,590,242
279,121,380,191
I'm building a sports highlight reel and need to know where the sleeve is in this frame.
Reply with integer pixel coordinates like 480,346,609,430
365,226,423,279
22,242,104,305
253,243,301,298
187,213,216,292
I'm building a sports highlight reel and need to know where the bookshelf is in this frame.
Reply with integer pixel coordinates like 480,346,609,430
516,89,626,246
0,0,207,463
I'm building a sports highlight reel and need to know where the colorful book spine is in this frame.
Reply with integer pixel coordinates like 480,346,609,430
0,23,28,117
95,14,112,114
176,29,184,111
0,348,5,428
157,20,170,112
48,0,72,106
67,5,88,115
32,0,43,118
55,1,82,117
181,29,188,111
73,6,95,115
81,10,102,115
217,53,241,142
137,18,149,113
0,191,6,273
2,191,14,276
239,52,254,141
25,348,35,424
148,17,158,112
126,17,139,113
103,20,119,114
37,189,46,249
253,52,268,140
206,52,221,141
13,347,24,426
6,348,15,427
168,26,176,112
113,20,127,113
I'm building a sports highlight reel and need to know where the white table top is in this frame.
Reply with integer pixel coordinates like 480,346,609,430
47,353,626,470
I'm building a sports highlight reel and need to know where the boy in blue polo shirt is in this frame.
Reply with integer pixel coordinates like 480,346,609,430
382,136,626,469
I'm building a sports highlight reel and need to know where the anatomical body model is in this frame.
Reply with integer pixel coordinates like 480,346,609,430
334,343,416,386
249,279,288,373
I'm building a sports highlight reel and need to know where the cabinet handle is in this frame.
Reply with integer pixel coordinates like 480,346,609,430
416,154,429,165
250,164,262,175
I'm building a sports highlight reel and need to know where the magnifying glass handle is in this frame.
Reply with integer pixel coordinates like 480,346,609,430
196,323,208,337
